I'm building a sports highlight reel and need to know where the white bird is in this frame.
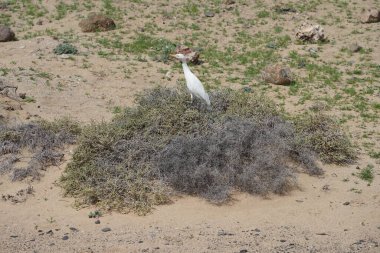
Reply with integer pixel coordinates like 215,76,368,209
173,53,211,106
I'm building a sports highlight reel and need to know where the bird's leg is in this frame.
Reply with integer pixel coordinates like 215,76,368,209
190,93,193,104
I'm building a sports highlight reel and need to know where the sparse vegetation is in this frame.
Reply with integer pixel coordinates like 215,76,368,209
0,118,81,181
358,164,374,183
53,43,78,55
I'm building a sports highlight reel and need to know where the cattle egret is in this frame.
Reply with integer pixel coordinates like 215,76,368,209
173,53,211,106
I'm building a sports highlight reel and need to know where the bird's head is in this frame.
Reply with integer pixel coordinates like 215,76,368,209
172,53,188,63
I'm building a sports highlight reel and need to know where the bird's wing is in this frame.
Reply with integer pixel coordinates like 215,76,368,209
186,71,211,106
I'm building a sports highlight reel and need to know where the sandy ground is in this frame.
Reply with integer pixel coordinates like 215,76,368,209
1,0,380,252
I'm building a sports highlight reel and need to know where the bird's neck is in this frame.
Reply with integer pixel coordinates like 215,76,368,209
181,62,191,75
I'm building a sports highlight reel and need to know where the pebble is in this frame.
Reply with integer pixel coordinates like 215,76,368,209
204,11,215,17
60,54,70,59
217,230,234,236
62,235,69,240
101,227,111,232
343,201,350,205
95,220,100,224
240,250,248,253
69,227,79,232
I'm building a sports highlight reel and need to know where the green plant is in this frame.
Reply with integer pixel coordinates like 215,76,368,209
53,43,78,55
358,165,374,183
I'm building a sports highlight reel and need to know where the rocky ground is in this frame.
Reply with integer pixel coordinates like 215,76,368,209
1,0,379,252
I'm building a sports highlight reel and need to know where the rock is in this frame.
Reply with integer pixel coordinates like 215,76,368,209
261,65,293,85
165,70,173,80
95,220,100,224
204,11,215,17
322,184,330,191
19,93,26,99
225,0,235,4
296,23,326,42
240,250,248,253
175,45,200,64
69,227,79,232
62,235,69,240
0,25,16,42
280,239,287,242
79,13,116,32
217,230,234,236
36,20,43,26
101,227,111,232
343,201,350,205
46,230,53,236
349,43,362,53
360,8,380,23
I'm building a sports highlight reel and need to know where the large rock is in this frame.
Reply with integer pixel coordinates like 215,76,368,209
296,23,326,42
175,45,200,64
261,65,293,85
79,13,116,32
0,26,16,42
360,8,380,23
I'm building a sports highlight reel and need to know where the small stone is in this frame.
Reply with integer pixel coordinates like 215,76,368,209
254,228,260,232
101,227,111,232
316,232,328,235
217,230,234,236
62,235,69,240
225,0,235,4
95,220,100,224
19,93,26,99
261,64,293,85
343,201,350,206
10,235,18,238
46,230,53,236
204,11,215,17
69,227,79,232
165,70,173,80
240,250,248,253
0,25,16,42
349,43,362,53
138,240,143,243
280,239,286,242
60,54,70,59
322,185,330,191
360,8,380,23
36,20,43,25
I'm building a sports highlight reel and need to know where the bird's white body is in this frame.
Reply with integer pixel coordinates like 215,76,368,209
181,62,210,106
173,53,210,106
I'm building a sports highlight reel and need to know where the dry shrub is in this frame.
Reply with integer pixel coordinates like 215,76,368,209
294,113,356,164
0,118,80,181
61,87,355,214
